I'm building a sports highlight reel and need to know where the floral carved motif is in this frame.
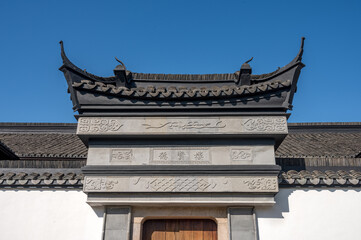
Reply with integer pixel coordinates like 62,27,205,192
111,149,133,162
78,118,123,133
231,149,252,161
243,178,277,190
84,178,119,191
242,118,287,132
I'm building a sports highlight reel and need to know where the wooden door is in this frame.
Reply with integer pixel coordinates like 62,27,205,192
142,219,217,240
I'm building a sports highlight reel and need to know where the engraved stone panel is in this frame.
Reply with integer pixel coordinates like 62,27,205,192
242,117,287,133
111,149,133,162
151,148,210,165
142,120,226,130
84,176,278,193
84,178,119,191
147,178,212,192
77,116,287,135
243,178,277,191
231,149,252,161
78,118,123,133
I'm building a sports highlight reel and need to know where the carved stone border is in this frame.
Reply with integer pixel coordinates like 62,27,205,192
77,116,288,135
83,176,278,193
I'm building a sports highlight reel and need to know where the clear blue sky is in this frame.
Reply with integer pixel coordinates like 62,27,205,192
1,0,360,123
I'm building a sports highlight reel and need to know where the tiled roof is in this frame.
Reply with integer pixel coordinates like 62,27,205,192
0,122,360,188
0,122,360,171
0,123,86,159
0,141,18,160
72,79,291,99
280,170,361,186
1,122,360,160
276,132,361,158
0,169,83,188
0,169,360,188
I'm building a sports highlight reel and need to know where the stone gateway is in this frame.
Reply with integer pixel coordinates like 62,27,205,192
58,38,305,240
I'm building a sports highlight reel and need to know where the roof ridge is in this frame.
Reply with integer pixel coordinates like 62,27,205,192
0,122,77,126
0,122,77,134
288,122,361,126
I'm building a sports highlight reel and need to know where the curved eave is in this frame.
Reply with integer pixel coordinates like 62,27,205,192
251,37,306,83
59,38,305,85
59,41,115,83
72,79,292,101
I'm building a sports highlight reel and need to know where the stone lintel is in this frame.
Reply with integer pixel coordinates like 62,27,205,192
87,193,276,207
81,165,281,176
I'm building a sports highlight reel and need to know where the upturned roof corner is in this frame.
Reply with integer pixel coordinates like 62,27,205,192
59,38,305,116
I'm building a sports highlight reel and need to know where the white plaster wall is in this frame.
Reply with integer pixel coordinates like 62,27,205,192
0,190,104,240
256,188,361,240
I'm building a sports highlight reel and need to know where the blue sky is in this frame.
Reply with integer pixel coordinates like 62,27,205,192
0,0,360,123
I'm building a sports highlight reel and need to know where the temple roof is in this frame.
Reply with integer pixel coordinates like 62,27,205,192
60,38,305,116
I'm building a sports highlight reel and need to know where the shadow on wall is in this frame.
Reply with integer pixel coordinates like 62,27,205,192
92,206,104,218
256,189,294,219
254,188,361,240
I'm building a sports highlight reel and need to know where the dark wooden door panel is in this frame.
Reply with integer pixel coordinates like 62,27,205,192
142,219,217,240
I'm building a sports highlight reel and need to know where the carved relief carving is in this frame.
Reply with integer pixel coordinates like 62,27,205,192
151,148,210,164
146,178,212,192
84,178,119,191
142,120,226,130
243,178,277,190
78,118,123,133
242,118,287,132
84,177,279,193
231,149,252,161
111,149,133,162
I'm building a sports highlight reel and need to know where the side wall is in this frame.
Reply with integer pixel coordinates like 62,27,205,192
1,189,361,240
0,190,104,240
256,188,361,240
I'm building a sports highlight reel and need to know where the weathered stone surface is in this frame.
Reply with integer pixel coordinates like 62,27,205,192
86,144,275,165
228,207,256,240
86,193,276,207
77,116,287,135
104,207,131,240
83,176,278,193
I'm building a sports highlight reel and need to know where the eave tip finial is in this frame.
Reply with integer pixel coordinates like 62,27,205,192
115,57,125,67
293,37,306,63
245,57,253,64
301,37,305,49
59,40,65,55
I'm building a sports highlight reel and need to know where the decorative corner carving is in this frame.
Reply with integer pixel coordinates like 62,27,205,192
243,178,277,191
231,149,252,161
242,117,287,132
78,118,123,133
111,149,133,162
84,178,119,191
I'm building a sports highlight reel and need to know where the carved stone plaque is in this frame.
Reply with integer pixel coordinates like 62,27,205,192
242,117,287,133
78,118,123,133
151,148,210,165
111,149,133,162
231,149,252,161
